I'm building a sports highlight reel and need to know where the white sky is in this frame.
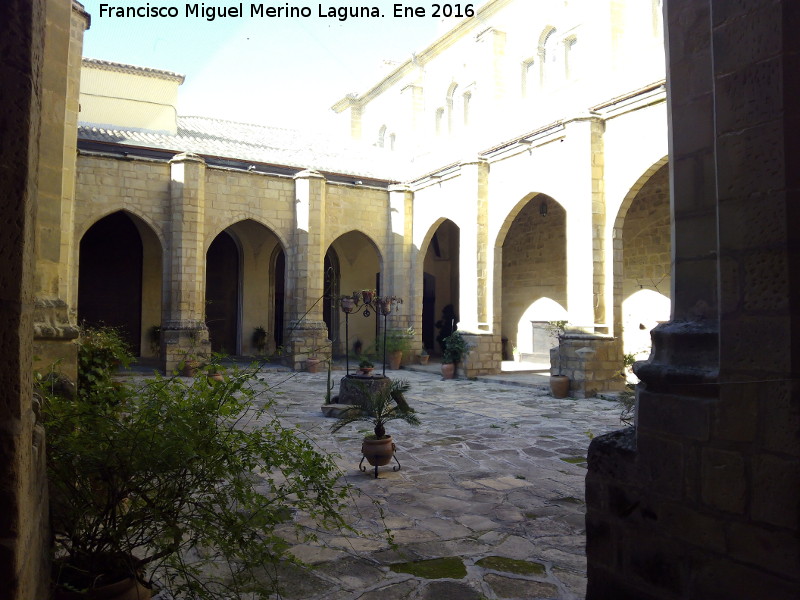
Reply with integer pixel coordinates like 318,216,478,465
80,0,486,128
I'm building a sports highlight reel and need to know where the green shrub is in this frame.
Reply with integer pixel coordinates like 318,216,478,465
41,362,353,598
76,326,134,401
442,331,468,364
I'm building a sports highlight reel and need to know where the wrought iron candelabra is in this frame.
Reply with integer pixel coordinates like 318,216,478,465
338,290,403,376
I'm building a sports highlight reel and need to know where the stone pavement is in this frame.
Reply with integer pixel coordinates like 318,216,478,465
243,367,626,600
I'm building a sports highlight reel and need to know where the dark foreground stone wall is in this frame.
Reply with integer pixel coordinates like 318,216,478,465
585,2,800,598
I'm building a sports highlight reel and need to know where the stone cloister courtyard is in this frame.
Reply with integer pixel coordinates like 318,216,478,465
139,366,627,600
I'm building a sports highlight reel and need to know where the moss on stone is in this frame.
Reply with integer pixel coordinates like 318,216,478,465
476,556,546,576
560,456,586,464
389,557,467,579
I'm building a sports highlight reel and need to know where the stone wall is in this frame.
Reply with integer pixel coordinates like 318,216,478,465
586,1,800,598
1,0,57,596
622,163,670,293
460,332,502,377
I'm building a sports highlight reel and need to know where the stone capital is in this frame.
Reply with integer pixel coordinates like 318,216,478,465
169,151,206,165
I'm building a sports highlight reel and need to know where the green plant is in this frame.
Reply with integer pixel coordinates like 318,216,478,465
359,358,374,369
76,325,134,401
252,325,268,353
148,325,161,355
546,320,568,375
41,360,352,598
330,379,420,439
419,347,429,357
442,331,468,364
379,328,414,354
619,384,636,426
325,355,335,404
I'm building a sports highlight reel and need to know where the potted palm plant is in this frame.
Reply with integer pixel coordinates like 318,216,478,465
41,327,352,600
330,379,420,478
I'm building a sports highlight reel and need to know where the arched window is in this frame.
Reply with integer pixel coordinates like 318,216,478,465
539,27,559,87
447,83,459,133
652,0,663,38
564,36,578,80
435,107,445,136
521,57,536,98
377,124,387,148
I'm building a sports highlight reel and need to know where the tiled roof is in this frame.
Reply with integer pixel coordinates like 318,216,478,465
78,115,400,180
82,57,185,83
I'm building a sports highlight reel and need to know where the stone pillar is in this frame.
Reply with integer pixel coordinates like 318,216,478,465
286,169,330,370
585,2,800,599
457,158,490,332
456,158,501,376
31,0,89,380
386,184,415,336
0,0,54,596
563,117,600,329
161,153,210,371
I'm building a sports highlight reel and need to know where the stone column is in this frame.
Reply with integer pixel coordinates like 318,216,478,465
285,169,330,370
386,184,417,354
562,117,601,329
586,2,800,599
161,153,210,371
0,0,55,596
31,0,89,380
457,158,501,376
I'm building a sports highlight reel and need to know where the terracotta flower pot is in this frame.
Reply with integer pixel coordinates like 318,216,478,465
361,435,396,467
388,350,402,370
306,358,321,373
418,355,429,365
441,362,456,379
549,375,570,398
358,367,374,376
182,361,199,377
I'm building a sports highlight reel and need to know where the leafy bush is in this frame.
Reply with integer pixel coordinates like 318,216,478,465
76,326,133,401
41,362,352,598
442,331,468,364
375,327,414,355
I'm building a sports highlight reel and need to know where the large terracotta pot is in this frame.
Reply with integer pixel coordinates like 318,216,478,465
306,358,321,373
388,350,402,370
441,362,456,379
361,435,396,467
55,577,151,600
549,375,570,398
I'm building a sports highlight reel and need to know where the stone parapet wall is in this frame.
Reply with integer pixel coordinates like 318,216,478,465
551,333,625,398
460,332,502,377
161,323,210,373
286,320,331,371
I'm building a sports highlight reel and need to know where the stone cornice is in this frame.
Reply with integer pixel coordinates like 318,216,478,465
82,57,185,84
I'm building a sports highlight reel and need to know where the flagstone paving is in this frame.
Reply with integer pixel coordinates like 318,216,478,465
243,368,626,600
